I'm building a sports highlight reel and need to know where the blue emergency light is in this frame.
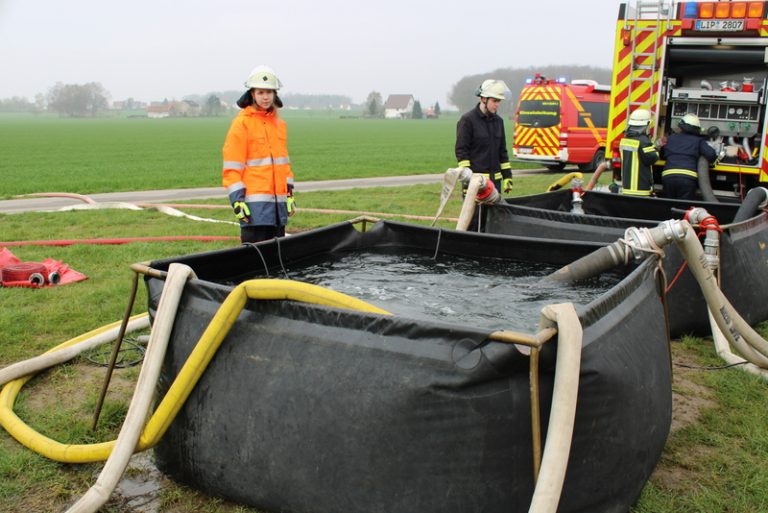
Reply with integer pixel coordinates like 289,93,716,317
683,3,698,18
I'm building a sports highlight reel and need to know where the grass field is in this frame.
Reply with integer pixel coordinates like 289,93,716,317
1,114,768,512
0,111,532,198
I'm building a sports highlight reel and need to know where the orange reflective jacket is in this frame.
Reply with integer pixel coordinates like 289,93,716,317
222,107,294,226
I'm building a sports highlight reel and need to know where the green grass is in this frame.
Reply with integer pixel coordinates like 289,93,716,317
1,114,767,511
0,177,561,512
633,334,768,513
0,113,534,198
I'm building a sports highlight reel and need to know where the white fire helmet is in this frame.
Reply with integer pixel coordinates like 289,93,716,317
245,65,282,90
628,108,652,127
477,79,508,100
680,112,701,128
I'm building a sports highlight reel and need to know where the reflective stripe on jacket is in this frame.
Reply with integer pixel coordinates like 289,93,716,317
222,107,293,226
455,104,512,180
619,134,658,196
660,131,717,181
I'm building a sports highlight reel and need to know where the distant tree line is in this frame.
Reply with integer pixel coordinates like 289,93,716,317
47,82,109,117
0,95,45,113
281,93,353,109
448,65,612,116
1,66,612,117
184,91,353,111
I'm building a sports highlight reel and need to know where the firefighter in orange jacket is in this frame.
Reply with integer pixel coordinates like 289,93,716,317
222,65,295,243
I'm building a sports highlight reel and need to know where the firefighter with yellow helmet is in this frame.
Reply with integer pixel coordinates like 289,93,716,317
618,108,659,196
659,113,718,200
222,65,295,243
455,79,514,230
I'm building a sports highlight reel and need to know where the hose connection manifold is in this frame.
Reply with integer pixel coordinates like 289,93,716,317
686,207,721,271
570,177,585,215
474,175,500,205
455,171,505,231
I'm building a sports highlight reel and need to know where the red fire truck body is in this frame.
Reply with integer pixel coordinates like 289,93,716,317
607,0,768,200
513,74,611,171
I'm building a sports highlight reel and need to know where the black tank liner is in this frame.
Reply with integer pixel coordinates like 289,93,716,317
486,189,768,336
145,220,671,513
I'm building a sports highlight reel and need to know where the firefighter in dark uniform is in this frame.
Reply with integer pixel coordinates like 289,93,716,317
455,79,513,231
660,113,717,200
619,108,659,196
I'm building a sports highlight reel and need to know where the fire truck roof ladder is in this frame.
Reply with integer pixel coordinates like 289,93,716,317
626,1,672,130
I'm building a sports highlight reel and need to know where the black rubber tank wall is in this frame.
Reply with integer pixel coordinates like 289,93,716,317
145,220,672,513
486,190,768,336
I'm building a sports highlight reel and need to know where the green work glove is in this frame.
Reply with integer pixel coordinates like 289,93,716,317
287,196,296,216
502,177,514,193
232,201,250,223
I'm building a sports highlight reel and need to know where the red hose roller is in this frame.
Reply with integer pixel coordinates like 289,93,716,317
1,262,49,287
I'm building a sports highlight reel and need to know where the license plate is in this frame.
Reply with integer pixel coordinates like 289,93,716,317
695,19,745,31
517,147,533,154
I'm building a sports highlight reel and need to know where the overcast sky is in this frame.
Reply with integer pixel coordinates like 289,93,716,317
0,0,619,108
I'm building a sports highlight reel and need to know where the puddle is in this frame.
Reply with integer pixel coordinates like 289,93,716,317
110,452,164,512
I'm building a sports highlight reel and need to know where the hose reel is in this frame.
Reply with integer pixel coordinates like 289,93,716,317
0,262,60,288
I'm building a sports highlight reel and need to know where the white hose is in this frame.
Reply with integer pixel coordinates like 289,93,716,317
709,311,768,378
456,174,484,231
455,173,503,231
743,136,751,160
545,219,768,378
685,210,768,373
56,202,239,226
630,220,768,375
431,168,463,226
153,205,239,226
0,317,150,387
672,224,768,372
65,263,196,513
59,202,144,212
528,303,582,513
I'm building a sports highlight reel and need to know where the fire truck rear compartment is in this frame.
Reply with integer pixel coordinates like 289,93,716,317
658,43,768,194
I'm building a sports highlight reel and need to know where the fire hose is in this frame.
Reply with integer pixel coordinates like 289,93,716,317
542,214,768,379
448,169,589,231
0,262,63,288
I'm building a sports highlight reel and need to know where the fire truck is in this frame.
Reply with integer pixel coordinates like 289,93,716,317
512,73,611,171
607,0,768,200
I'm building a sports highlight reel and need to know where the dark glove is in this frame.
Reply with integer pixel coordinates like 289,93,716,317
232,201,250,223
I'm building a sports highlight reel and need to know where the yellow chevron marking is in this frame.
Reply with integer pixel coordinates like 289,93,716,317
563,86,605,145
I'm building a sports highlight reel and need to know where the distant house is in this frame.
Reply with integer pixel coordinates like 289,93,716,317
147,103,172,119
146,100,201,118
384,94,415,119
176,100,201,117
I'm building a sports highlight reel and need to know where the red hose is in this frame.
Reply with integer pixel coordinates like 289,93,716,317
1,280,42,288
1,262,48,287
1,235,239,247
